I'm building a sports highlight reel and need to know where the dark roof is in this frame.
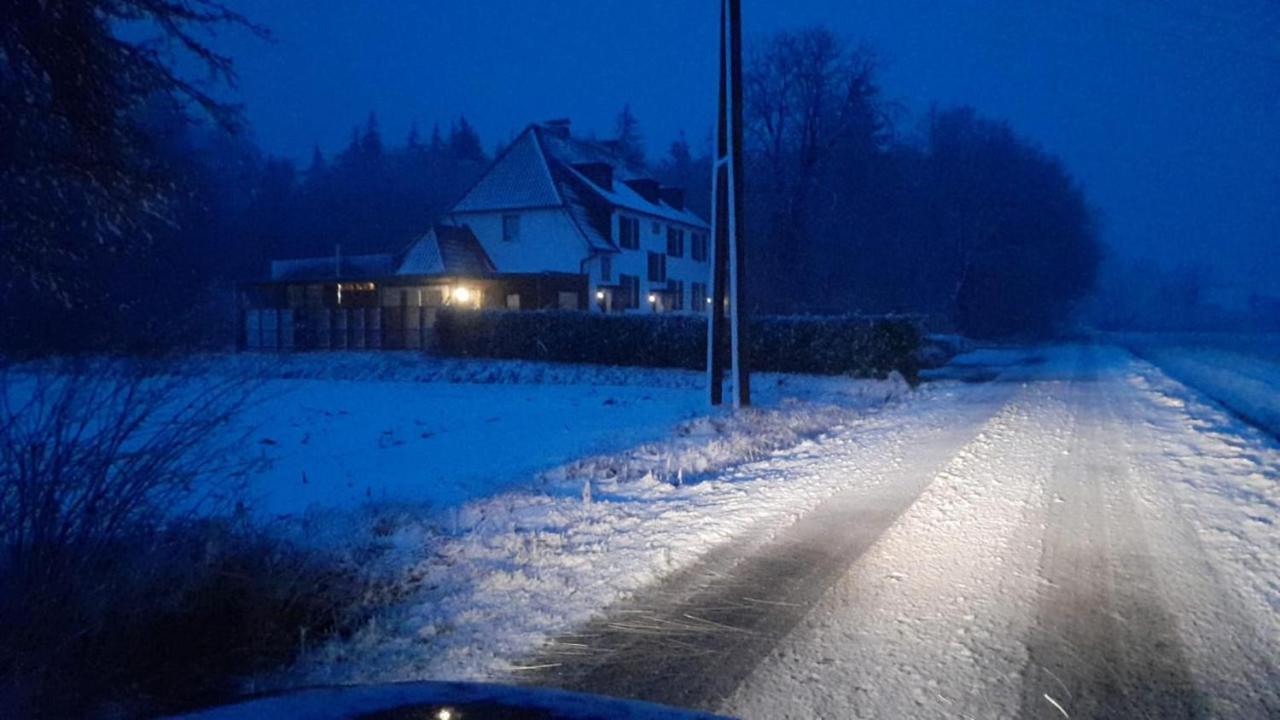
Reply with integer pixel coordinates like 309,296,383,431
397,224,495,275
270,253,396,282
551,161,615,252
434,224,496,274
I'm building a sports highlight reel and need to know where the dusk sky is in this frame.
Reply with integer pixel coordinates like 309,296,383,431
205,0,1279,294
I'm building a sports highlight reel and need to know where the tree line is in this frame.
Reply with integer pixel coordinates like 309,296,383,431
2,7,1102,353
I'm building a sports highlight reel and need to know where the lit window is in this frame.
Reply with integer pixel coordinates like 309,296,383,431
692,282,707,311
669,280,685,310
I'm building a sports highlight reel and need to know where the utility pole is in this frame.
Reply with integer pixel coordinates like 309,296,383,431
708,0,750,408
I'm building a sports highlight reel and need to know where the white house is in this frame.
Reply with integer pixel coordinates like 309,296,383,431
240,119,712,351
428,119,712,314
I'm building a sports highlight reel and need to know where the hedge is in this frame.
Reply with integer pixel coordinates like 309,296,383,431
434,310,920,382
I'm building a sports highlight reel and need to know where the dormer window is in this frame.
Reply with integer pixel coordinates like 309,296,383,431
503,214,521,242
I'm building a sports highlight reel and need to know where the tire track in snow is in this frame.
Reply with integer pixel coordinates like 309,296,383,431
521,386,1015,711
1116,354,1280,716
1019,346,1203,719
724,382,1068,718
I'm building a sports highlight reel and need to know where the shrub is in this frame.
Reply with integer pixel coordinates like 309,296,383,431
0,360,375,719
434,310,921,382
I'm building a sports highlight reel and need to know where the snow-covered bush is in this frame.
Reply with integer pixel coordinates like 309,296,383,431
434,310,921,381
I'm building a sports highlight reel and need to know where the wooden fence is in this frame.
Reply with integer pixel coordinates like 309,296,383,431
242,307,440,351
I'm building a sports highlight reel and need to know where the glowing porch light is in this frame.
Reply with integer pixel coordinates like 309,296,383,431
648,293,657,304
435,708,457,720
596,290,606,300
451,286,474,304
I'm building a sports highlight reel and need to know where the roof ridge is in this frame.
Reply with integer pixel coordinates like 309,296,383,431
529,125,568,210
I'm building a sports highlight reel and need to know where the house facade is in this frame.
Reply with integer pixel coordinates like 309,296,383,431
239,119,709,350
436,119,711,314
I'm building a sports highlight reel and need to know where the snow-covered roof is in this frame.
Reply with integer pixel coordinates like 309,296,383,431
398,225,496,276
270,253,396,282
535,126,710,229
449,122,709,251
452,130,562,213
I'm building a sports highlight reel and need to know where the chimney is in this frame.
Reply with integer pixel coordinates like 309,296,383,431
573,162,614,191
659,187,686,210
542,118,571,138
624,178,662,204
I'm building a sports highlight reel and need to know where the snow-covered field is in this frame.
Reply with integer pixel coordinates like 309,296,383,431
212,354,904,517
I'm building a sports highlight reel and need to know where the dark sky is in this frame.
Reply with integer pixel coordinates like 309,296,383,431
206,0,1280,295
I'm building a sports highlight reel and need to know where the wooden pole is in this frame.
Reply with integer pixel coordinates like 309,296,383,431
708,0,750,408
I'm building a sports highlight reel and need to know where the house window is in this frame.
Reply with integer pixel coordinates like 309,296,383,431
667,227,685,258
503,214,521,242
669,280,685,310
647,252,666,283
600,254,612,282
691,232,709,261
692,282,708,312
619,274,640,309
618,216,640,249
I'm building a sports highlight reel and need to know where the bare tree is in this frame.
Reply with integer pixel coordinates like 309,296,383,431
746,27,887,203
743,26,890,307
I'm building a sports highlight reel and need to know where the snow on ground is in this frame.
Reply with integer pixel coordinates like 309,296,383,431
1114,332,1280,438
724,373,1070,718
65,343,1262,716
1118,360,1280,716
265,370,915,689
250,343,1277,716
235,379,701,517
201,353,902,517
725,344,1279,718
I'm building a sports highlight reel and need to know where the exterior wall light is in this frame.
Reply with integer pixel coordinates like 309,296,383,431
596,290,606,301
648,294,657,304
452,286,474,304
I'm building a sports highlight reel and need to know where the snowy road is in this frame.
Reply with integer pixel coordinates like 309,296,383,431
526,345,1279,718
